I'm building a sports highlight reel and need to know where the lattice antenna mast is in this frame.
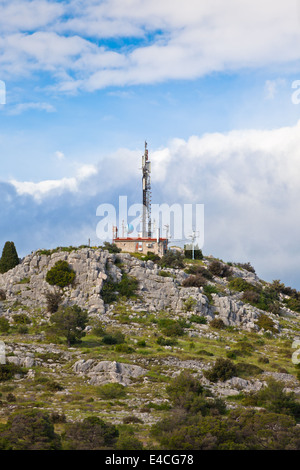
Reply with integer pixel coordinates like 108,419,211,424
142,141,152,238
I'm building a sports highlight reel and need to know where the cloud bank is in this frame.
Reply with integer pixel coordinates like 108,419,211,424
1,0,300,91
3,120,300,289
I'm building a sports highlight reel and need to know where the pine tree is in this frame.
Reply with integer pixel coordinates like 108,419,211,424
0,241,19,274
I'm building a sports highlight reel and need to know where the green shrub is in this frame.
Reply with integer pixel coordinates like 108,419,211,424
101,273,138,304
283,297,300,313
166,370,226,415
158,251,185,269
251,379,300,419
0,289,6,301
229,278,258,292
235,362,263,379
116,434,144,450
197,349,214,356
114,343,134,353
122,415,143,424
241,290,261,304
203,284,219,302
97,383,127,399
46,260,76,288
117,273,138,298
156,336,178,346
182,274,207,287
185,265,212,279
242,285,279,313
0,317,9,333
102,242,121,253
183,296,197,312
203,358,237,382
158,319,185,337
236,262,256,273
208,260,232,278
12,313,31,325
159,270,173,277
44,290,63,313
210,318,226,329
17,325,29,334
226,350,238,359
0,410,61,450
257,313,277,333
144,251,160,262
189,314,207,324
258,356,269,364
102,330,125,345
184,244,203,260
49,305,88,346
0,363,26,381
63,416,118,450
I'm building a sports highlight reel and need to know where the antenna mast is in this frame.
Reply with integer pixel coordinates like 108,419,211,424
142,141,152,238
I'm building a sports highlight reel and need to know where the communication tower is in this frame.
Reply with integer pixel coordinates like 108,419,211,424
142,141,152,238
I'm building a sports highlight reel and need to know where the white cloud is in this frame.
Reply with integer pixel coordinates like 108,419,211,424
7,101,56,115
55,150,65,160
10,163,98,201
1,1,300,89
0,0,64,33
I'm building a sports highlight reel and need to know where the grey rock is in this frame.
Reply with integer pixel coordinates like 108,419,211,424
73,359,146,386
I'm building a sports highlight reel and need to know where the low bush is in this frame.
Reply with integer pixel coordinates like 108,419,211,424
156,336,178,346
12,313,31,325
189,314,207,324
208,260,232,278
0,363,26,381
183,296,197,312
158,251,185,269
0,317,9,333
185,265,212,279
158,318,185,337
236,262,256,273
235,362,263,379
184,244,203,260
257,313,277,333
97,383,127,400
114,343,134,353
101,273,138,304
102,242,121,253
44,290,63,313
182,274,207,288
0,289,6,301
229,278,258,292
63,416,119,450
102,329,125,345
46,260,76,288
210,318,226,329
203,358,237,382
0,410,62,450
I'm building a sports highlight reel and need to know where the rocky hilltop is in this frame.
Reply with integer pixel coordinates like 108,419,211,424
0,245,300,449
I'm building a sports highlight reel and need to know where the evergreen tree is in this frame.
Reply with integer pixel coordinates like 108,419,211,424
0,241,19,274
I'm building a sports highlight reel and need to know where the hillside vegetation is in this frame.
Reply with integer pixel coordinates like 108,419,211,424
0,244,300,450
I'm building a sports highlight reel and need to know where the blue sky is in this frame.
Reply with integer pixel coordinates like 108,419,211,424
1,0,300,290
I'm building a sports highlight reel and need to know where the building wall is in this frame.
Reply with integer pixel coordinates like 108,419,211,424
113,238,168,257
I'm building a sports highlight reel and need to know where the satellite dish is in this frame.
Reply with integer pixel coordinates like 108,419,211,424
127,224,134,234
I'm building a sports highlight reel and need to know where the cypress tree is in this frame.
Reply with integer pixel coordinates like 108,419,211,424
0,241,19,274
